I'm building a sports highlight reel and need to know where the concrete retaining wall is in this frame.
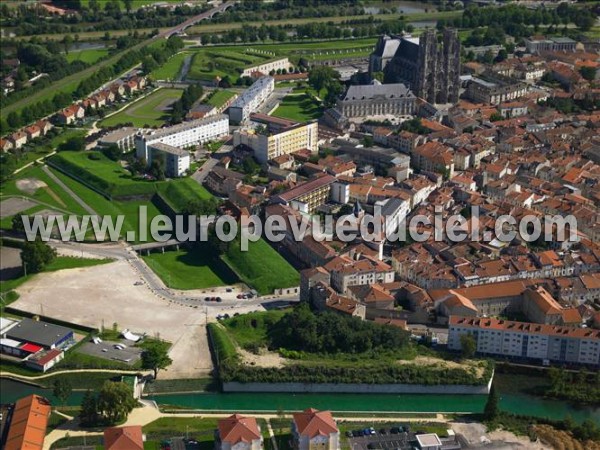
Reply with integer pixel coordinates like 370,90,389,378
223,381,491,395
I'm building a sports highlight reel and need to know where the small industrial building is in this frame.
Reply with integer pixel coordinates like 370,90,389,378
4,318,74,350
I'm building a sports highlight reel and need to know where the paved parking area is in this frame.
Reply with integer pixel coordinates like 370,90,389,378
78,339,143,365
348,432,413,450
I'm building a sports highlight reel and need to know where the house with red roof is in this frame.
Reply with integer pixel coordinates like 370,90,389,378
4,395,51,450
104,425,144,450
216,414,263,450
292,408,339,450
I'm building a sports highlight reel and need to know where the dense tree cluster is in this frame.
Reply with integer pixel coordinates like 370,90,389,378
170,84,204,123
399,117,430,135
545,367,600,405
20,239,56,274
221,358,493,385
80,381,137,427
269,304,410,354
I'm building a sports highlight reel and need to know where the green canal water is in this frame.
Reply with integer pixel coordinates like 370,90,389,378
2,376,599,424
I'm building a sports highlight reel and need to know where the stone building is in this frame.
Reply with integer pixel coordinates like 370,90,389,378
370,29,461,104
336,81,416,118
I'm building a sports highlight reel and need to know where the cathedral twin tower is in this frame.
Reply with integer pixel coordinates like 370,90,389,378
369,29,461,105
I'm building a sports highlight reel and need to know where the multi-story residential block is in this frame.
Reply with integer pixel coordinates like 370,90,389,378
241,58,290,77
324,253,395,294
229,76,274,123
99,127,138,152
216,414,263,450
136,115,229,177
234,122,318,163
292,408,339,450
144,142,190,178
335,82,416,119
448,316,600,366
271,174,337,214
411,141,454,178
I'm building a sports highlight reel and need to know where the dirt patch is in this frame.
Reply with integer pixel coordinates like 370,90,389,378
397,356,485,378
451,421,551,450
531,424,598,450
239,347,285,368
0,197,37,218
16,178,47,195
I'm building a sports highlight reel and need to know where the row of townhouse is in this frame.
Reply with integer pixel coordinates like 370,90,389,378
0,120,53,152
448,315,600,367
55,76,146,125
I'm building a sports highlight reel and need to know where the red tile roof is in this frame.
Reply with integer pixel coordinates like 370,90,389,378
218,414,261,445
293,408,338,438
104,426,144,450
5,395,51,450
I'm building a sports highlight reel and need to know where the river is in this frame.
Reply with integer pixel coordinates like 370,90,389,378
2,375,599,424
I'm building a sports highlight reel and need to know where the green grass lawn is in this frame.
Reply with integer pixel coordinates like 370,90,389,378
156,179,213,212
66,48,109,64
150,52,189,81
143,417,220,450
271,93,323,122
205,89,236,108
142,247,238,290
49,151,160,198
100,88,183,128
222,238,299,295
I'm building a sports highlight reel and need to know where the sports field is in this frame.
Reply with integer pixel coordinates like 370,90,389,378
142,248,239,290
66,48,109,64
271,93,323,122
100,88,183,128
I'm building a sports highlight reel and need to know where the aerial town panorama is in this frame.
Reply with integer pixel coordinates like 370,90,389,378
0,0,599,449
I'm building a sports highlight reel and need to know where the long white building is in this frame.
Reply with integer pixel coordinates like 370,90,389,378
146,142,190,178
448,316,600,367
135,115,229,177
228,76,274,124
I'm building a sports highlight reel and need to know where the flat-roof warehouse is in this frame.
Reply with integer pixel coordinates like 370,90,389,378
5,318,73,350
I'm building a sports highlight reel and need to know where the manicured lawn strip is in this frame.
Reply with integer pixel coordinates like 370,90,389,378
143,377,217,394
49,151,160,198
221,238,299,295
150,52,189,80
100,88,183,128
0,256,111,293
143,417,219,449
156,178,213,212
271,93,323,122
205,89,236,108
49,169,159,242
66,48,110,64
142,248,238,290
207,323,238,362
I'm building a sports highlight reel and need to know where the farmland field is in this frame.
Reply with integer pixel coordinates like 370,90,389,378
99,88,182,128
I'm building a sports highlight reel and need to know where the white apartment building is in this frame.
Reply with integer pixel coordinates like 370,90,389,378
135,115,229,176
233,122,318,163
448,316,600,366
241,58,290,77
228,76,274,124
146,142,190,178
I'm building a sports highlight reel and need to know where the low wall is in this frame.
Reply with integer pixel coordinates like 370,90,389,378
223,381,491,395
